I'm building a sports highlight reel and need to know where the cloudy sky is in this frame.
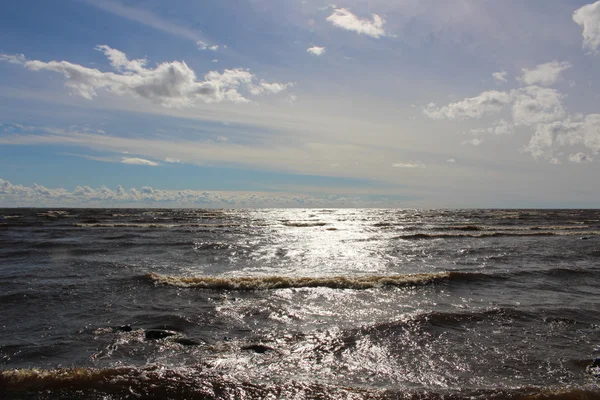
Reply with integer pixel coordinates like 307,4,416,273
1,0,600,207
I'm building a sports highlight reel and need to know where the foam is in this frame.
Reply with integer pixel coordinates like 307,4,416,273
147,272,453,290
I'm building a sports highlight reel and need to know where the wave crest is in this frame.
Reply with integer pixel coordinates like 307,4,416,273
147,272,455,290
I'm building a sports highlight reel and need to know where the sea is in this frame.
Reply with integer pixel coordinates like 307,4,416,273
1,208,599,399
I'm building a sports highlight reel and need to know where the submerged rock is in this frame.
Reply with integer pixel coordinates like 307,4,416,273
241,344,275,354
173,338,201,346
588,358,600,376
116,325,132,332
145,329,177,340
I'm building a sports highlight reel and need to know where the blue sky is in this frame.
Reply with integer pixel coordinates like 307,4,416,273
1,0,600,207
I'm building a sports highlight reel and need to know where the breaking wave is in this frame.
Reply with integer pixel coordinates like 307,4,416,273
1,367,597,400
395,231,600,240
73,223,237,229
281,221,328,227
147,272,459,290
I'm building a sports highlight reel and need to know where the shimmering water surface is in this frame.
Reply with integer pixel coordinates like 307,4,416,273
1,208,600,399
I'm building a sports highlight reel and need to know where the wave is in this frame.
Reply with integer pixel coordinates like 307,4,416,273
73,223,237,229
148,266,600,291
0,366,379,399
147,271,461,290
356,307,537,337
281,221,328,227
373,223,590,231
395,231,600,240
1,367,597,400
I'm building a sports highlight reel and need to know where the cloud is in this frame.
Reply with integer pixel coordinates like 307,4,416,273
524,114,600,161
392,162,425,168
573,1,600,53
197,41,219,51
326,8,386,38
461,138,483,146
467,119,515,136
121,157,159,166
306,46,326,56
423,90,511,120
0,46,292,107
0,54,26,65
446,158,456,163
511,86,565,126
492,71,508,84
0,178,382,207
568,152,593,163
248,80,294,96
85,0,204,43
164,157,181,163
518,61,571,86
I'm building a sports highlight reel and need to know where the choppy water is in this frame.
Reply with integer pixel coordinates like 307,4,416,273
1,208,600,399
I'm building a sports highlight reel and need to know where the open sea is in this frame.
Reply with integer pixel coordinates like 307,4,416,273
1,208,600,399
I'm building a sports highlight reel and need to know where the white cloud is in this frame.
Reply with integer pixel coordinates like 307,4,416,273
573,1,600,53
197,41,219,51
461,138,483,146
423,90,510,119
0,46,292,107
490,119,515,135
492,71,508,84
568,152,593,163
248,80,294,96
467,119,514,136
518,61,571,86
446,158,456,163
0,54,26,65
392,162,425,168
164,157,181,163
524,114,600,161
511,86,565,126
326,8,386,38
121,157,159,166
307,46,326,56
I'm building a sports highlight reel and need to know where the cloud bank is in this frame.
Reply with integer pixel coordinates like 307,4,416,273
423,53,600,164
0,178,378,208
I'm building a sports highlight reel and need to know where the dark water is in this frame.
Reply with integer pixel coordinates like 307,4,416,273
1,208,600,399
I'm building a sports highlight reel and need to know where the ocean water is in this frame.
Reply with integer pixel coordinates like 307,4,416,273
1,208,599,399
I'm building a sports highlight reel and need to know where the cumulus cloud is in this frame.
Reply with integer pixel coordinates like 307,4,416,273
492,71,508,84
121,157,159,166
0,178,375,207
0,45,292,107
326,8,386,38
568,152,593,163
518,61,571,86
524,114,600,160
423,90,511,120
573,1,600,53
511,86,565,126
307,46,326,56
392,162,425,168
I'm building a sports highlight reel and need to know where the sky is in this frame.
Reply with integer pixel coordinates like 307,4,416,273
1,0,600,208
